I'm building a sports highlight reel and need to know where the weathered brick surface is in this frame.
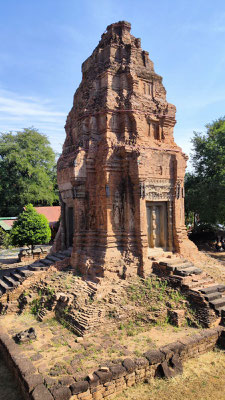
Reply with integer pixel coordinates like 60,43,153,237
50,385,72,400
70,381,89,395
31,384,54,400
144,349,165,364
24,374,43,393
94,370,113,384
159,341,185,360
109,364,126,379
122,358,136,372
55,20,199,279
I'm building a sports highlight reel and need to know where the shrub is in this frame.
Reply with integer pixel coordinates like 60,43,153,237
188,223,217,243
0,227,12,248
10,204,51,249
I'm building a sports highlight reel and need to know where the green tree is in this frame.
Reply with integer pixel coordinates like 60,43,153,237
0,227,11,248
0,127,59,217
185,117,225,225
10,204,51,249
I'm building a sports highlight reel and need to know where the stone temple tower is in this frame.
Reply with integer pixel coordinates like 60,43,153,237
55,21,198,279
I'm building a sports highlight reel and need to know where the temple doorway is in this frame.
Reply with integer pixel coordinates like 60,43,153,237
146,202,168,250
64,205,74,248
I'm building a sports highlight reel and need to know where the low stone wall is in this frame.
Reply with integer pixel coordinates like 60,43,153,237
0,330,47,400
18,248,48,263
0,327,224,400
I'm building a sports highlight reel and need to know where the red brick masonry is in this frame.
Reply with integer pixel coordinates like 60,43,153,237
55,21,199,280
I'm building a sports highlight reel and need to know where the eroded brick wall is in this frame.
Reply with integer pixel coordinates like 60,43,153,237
0,327,224,400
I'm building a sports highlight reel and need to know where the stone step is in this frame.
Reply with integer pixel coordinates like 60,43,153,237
29,264,49,271
28,262,49,271
27,262,41,268
165,264,182,272
181,272,209,283
176,267,202,277
10,272,25,282
39,259,53,266
167,274,184,281
191,283,220,293
159,258,187,267
188,278,215,289
3,276,20,288
0,279,13,292
46,255,61,262
62,249,72,257
175,263,196,271
209,297,225,309
52,253,65,260
16,268,34,278
200,284,225,295
204,292,222,302
215,306,225,315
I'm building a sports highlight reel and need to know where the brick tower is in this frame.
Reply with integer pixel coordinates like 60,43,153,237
56,21,198,279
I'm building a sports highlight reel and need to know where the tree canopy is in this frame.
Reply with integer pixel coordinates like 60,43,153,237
185,117,225,226
0,128,59,217
10,204,51,248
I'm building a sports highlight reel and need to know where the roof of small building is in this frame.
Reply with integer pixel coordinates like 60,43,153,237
0,218,17,231
0,207,61,231
34,206,61,225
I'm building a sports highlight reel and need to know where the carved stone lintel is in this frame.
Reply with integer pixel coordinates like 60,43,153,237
145,179,173,201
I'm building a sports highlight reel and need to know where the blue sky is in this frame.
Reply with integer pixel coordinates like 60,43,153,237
0,0,225,168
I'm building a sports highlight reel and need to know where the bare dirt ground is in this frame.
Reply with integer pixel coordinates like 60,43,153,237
115,349,225,400
195,245,225,284
1,297,198,380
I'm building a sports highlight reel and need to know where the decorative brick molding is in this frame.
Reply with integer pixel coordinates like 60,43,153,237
0,327,225,400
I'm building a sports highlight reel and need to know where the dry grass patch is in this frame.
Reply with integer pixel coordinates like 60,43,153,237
115,350,225,400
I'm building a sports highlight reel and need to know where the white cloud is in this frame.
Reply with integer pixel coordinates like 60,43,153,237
0,88,65,118
0,88,67,153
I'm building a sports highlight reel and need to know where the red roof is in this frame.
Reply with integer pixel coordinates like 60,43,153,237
0,219,16,231
34,206,61,225
3,219,15,227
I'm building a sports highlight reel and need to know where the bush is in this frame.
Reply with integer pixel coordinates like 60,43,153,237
188,223,217,243
0,227,12,248
10,204,51,249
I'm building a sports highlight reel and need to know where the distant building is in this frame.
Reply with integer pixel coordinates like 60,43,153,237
34,206,61,229
0,207,60,238
0,217,17,231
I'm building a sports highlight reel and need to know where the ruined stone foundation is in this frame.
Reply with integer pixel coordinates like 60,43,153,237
55,21,199,279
